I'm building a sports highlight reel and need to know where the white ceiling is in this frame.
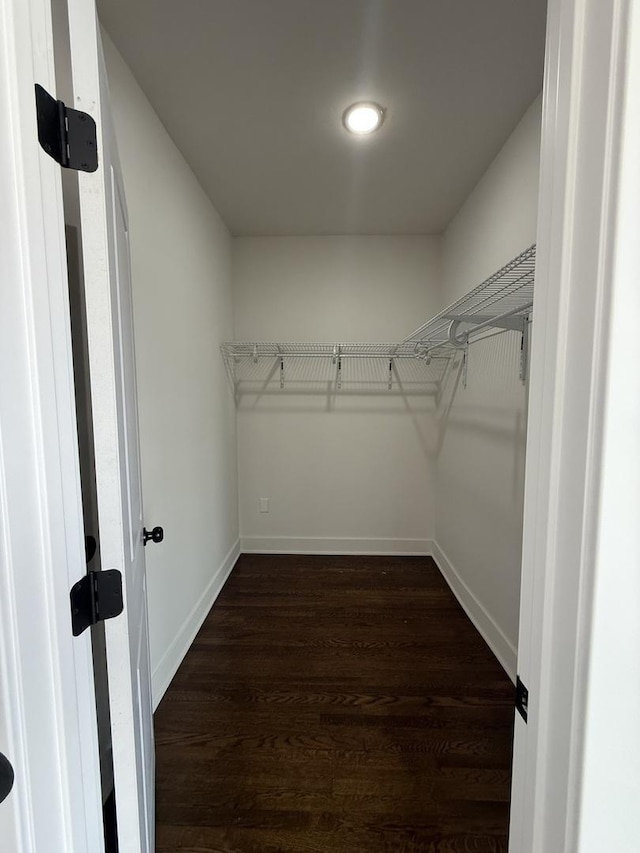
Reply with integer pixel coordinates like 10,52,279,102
98,0,547,237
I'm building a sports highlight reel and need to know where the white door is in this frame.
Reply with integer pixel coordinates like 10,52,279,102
64,5,155,852
64,1,154,850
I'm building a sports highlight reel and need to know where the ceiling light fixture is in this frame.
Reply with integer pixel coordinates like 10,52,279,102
342,102,385,135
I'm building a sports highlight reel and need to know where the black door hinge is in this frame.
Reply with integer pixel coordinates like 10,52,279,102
70,570,123,636
516,675,529,723
35,84,98,172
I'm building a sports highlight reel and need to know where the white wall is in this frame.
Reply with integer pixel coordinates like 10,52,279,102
434,95,542,679
103,33,239,706
233,236,440,554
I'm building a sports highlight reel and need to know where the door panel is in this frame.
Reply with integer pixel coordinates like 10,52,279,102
65,1,154,849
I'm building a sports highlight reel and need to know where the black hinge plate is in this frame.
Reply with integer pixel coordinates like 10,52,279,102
516,675,529,723
35,84,98,172
70,569,123,636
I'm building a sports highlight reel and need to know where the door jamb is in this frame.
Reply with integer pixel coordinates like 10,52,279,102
511,0,640,850
0,0,104,850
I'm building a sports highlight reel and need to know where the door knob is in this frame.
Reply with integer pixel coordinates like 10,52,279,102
143,526,164,546
0,752,14,804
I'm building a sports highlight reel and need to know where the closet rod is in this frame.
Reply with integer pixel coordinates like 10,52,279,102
446,300,533,347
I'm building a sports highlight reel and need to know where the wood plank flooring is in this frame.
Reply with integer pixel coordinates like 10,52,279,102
154,555,515,852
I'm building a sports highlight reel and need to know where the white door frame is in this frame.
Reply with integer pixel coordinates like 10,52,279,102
511,0,640,850
0,0,104,850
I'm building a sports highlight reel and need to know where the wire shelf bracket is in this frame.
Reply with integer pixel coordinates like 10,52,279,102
404,245,536,385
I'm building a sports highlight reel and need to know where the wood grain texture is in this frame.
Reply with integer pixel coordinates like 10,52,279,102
155,555,515,852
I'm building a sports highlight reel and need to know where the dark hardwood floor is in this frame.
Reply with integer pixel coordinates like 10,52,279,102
154,555,515,852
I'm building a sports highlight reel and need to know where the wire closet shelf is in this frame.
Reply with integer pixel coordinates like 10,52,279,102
220,341,442,361
221,244,536,391
220,342,450,392
404,244,536,355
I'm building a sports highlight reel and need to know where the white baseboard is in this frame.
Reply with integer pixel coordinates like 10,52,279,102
240,536,434,556
431,540,517,683
151,538,240,709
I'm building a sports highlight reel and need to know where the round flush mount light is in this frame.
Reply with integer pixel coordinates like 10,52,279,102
342,102,386,135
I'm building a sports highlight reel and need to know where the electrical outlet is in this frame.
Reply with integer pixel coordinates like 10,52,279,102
259,497,269,513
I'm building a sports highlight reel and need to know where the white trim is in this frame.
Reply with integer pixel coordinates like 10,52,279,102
151,540,240,709
578,4,640,845
240,536,433,556
431,542,517,683
510,0,639,850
